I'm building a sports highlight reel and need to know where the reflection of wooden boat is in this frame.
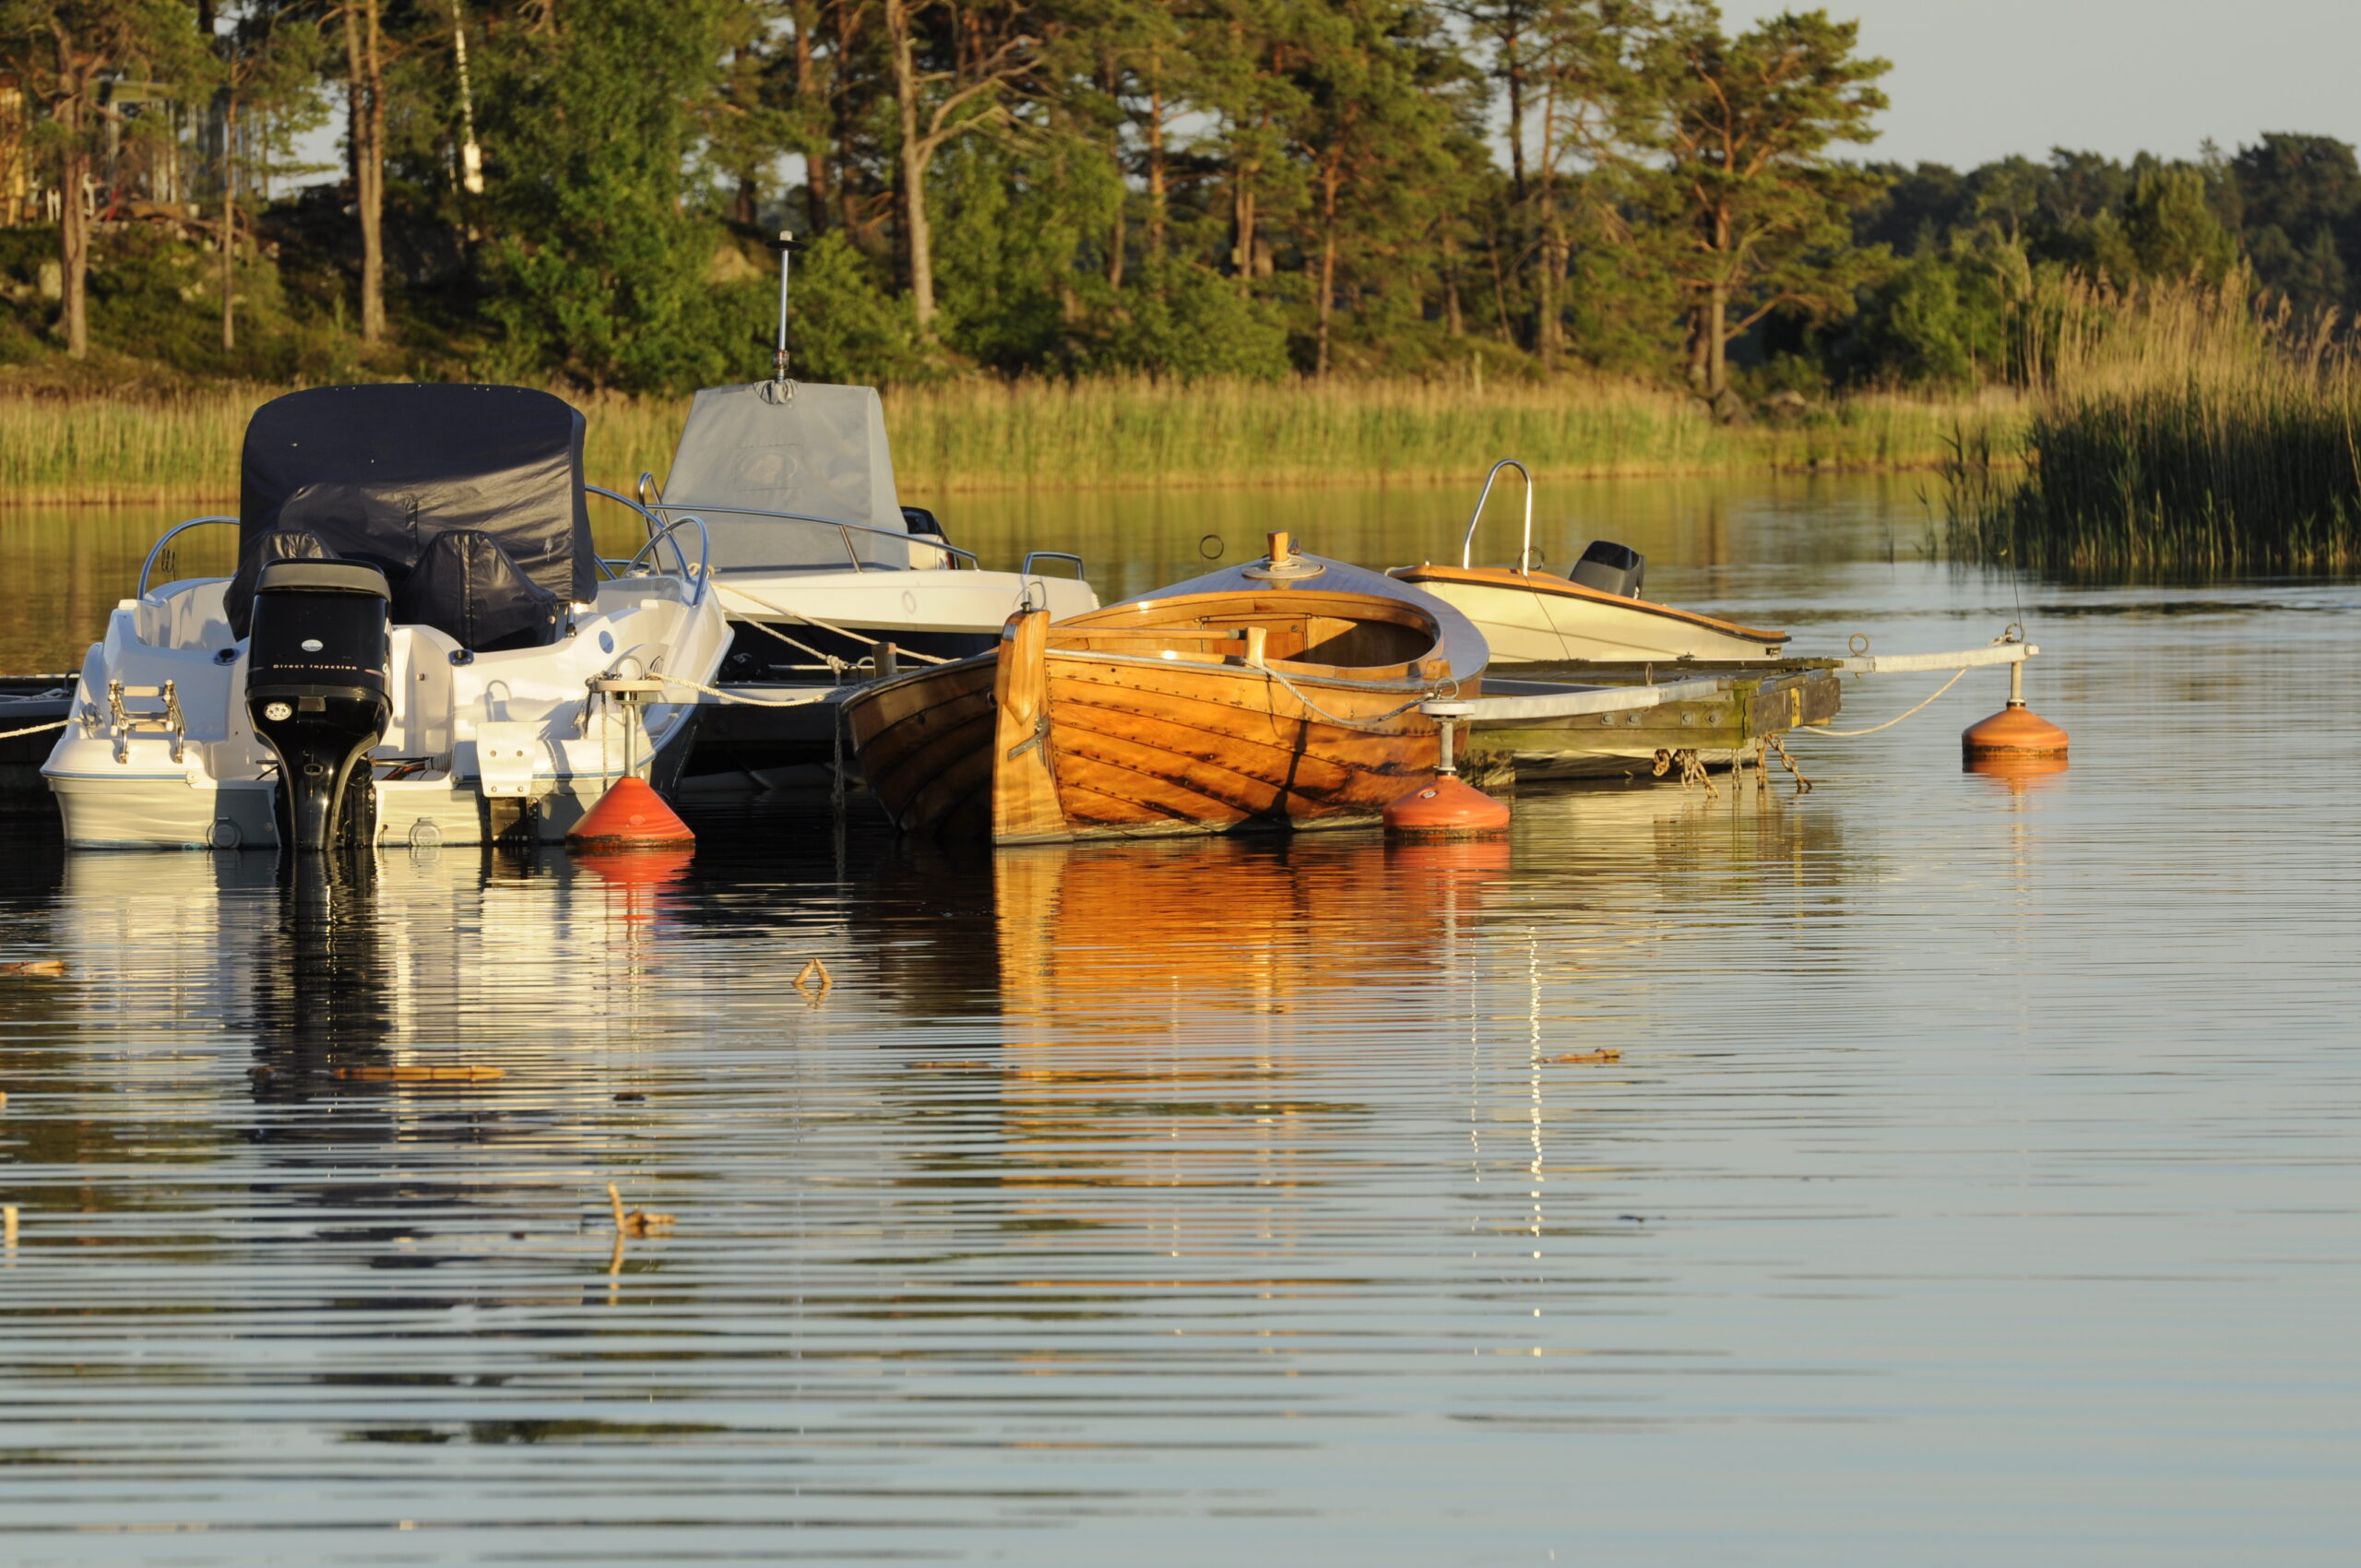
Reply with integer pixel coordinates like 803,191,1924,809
1386,459,1789,663
844,534,1487,844
995,836,1506,1052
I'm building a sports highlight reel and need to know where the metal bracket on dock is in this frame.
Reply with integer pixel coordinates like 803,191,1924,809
1832,643,2037,677
1423,644,2038,727
1424,675,1731,726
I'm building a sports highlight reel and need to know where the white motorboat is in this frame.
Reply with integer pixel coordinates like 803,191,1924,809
43,384,730,850
644,376,1100,786
1388,460,1790,664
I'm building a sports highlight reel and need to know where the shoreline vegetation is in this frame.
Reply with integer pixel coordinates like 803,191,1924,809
1944,279,2361,574
0,377,2023,505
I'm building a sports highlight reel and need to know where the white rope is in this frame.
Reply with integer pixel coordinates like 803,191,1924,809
1799,668,1967,737
721,587,955,666
0,719,68,741
656,675,834,708
1258,663,1438,732
736,612,850,671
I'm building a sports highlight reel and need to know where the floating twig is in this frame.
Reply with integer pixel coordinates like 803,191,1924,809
794,957,833,997
1550,1049,1622,1064
332,1065,505,1083
0,961,65,978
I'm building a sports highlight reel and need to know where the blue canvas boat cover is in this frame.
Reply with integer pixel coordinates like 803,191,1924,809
229,384,594,647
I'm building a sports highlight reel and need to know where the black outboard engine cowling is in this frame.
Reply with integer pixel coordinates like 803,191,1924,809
1569,540,1645,599
246,560,392,852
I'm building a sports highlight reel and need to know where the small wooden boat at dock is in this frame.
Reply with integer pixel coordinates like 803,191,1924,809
844,533,1486,844
1388,459,1790,664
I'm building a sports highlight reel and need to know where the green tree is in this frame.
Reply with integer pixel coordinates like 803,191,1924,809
1275,0,1472,374
883,0,1044,328
2228,133,2358,318
1638,4,1892,402
2122,164,2237,286
212,1,325,353
335,0,387,346
476,0,742,390
0,0,208,358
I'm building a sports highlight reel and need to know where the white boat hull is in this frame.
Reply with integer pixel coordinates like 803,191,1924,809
45,574,725,850
1391,568,1788,664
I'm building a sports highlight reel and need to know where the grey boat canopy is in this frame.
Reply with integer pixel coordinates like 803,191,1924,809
658,382,911,572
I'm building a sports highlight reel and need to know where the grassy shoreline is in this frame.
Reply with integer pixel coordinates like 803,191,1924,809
0,377,2022,504
1943,282,2361,575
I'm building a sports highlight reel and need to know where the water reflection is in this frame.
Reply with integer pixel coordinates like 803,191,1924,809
4,529,2359,1562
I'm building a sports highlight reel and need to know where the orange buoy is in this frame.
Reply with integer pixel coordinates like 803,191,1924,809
567,776,695,849
1962,703,2069,769
1383,775,1511,837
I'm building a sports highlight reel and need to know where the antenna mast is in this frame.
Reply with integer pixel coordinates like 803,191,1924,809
772,230,796,388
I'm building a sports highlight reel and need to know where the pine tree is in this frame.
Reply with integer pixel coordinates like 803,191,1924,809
1636,4,1892,403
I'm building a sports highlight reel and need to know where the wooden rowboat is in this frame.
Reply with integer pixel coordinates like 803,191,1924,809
844,533,1488,844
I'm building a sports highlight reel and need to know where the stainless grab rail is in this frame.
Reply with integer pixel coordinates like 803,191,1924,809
623,517,714,607
586,485,714,606
652,497,980,572
1458,457,1536,572
136,517,241,601
1021,551,1087,581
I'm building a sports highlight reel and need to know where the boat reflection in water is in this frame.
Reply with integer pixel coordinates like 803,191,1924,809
54,839,693,1087
977,837,1509,1229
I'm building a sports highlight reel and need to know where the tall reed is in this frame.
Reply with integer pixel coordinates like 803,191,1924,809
0,376,2015,504
1946,279,2361,574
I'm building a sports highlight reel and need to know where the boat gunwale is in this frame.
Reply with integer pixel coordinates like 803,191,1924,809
1052,587,1458,684
1387,563,1789,644
1043,644,1448,696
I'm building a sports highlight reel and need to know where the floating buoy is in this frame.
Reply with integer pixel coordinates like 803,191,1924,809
1963,704,2070,780
1963,703,2069,762
566,776,695,849
1964,657,2068,774
1383,775,1511,837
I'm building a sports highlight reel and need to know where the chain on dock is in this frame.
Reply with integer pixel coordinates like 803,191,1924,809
1767,733,1812,794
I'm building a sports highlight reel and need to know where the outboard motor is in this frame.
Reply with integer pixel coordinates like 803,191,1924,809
1569,540,1645,599
245,560,392,852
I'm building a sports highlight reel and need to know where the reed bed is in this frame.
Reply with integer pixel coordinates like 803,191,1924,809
0,376,2012,505
1946,280,2361,574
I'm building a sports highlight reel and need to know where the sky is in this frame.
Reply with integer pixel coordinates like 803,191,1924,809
1720,0,2361,169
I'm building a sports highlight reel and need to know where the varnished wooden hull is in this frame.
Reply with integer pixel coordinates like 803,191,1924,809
847,613,1465,845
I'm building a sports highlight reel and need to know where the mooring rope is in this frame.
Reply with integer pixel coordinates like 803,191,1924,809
736,612,852,672
720,587,955,666
1799,668,1968,737
0,719,68,741
1257,661,1441,732
653,675,836,708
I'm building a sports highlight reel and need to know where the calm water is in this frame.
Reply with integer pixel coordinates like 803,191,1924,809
2,481,2357,1564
